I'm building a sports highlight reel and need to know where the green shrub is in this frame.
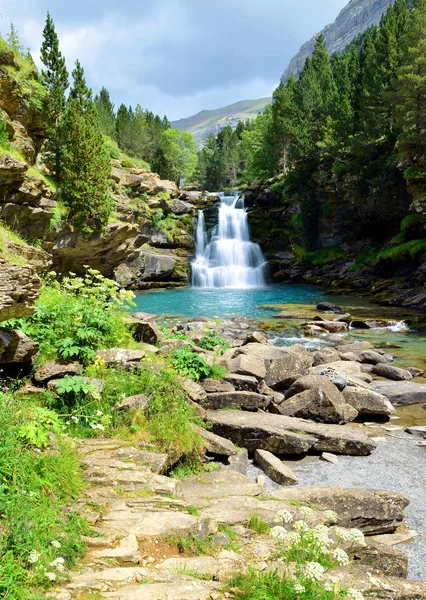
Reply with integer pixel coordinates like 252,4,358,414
171,348,213,381
4,269,135,363
376,239,426,262
0,115,10,148
0,393,88,599
198,332,230,353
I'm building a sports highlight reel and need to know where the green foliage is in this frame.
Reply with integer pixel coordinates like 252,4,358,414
171,348,214,381
157,128,198,184
198,331,230,353
247,515,270,534
0,114,10,148
94,87,116,138
8,269,134,363
169,457,219,479
0,393,88,599
17,406,62,449
376,238,426,262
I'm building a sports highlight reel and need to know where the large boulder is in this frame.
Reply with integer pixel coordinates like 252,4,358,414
372,363,413,381
223,373,259,392
343,386,396,417
265,486,409,534
114,251,176,287
193,425,238,457
0,328,39,364
370,380,426,405
207,410,376,456
131,320,163,345
279,375,357,424
227,353,266,380
96,348,146,368
33,361,82,384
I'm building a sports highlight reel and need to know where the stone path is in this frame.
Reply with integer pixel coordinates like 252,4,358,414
47,437,426,600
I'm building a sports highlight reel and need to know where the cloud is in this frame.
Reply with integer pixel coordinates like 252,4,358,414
0,0,349,120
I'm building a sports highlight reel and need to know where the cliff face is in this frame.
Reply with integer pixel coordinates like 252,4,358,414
281,0,394,82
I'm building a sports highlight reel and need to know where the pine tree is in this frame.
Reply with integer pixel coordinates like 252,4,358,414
40,12,69,178
94,87,116,138
394,0,426,196
59,63,112,232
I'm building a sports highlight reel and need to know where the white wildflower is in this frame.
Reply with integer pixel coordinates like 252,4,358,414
294,582,306,594
324,583,334,592
28,550,40,564
285,531,301,546
300,506,314,519
347,589,365,600
49,557,65,572
323,510,338,522
347,528,366,546
96,410,103,416
71,416,78,423
270,526,287,540
306,524,331,549
333,548,350,566
293,520,308,532
302,561,325,582
50,540,61,549
334,527,351,542
275,509,293,524
45,572,56,581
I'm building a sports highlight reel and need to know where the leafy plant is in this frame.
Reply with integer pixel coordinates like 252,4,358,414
247,515,270,534
171,348,213,381
17,407,62,449
198,331,230,353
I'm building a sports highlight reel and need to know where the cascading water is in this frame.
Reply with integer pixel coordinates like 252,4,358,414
191,192,267,288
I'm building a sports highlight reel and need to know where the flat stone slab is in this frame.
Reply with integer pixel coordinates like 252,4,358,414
254,449,298,485
370,380,426,405
207,410,376,456
180,468,262,507
199,391,271,410
193,425,238,456
100,509,200,537
102,581,223,600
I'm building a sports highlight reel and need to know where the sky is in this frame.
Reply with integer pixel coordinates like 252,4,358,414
0,0,349,121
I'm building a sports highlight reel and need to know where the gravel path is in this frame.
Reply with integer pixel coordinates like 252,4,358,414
248,432,426,580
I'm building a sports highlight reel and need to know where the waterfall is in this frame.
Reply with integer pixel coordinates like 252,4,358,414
191,193,266,288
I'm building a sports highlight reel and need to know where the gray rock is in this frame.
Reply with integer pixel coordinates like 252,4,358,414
227,353,266,380
359,350,389,365
114,394,149,412
320,452,339,464
254,449,298,485
207,410,376,456
132,320,163,345
316,302,342,313
199,391,271,411
405,426,426,438
372,363,413,381
212,532,230,547
343,386,396,417
0,328,39,364
244,331,269,345
33,361,82,384
201,378,235,393
181,378,208,403
96,348,145,367
224,373,259,392
193,424,238,456
406,367,425,378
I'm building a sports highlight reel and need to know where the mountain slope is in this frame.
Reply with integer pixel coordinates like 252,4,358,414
281,0,394,82
171,97,271,145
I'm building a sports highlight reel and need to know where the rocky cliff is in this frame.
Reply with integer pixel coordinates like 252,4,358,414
281,0,394,82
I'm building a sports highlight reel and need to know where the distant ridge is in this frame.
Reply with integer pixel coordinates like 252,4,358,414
281,0,394,82
171,97,271,145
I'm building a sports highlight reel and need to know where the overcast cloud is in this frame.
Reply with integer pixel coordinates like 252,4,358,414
0,0,348,120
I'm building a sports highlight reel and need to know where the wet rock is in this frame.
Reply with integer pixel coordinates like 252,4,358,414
343,387,396,417
33,361,82,384
372,363,413,381
265,486,408,534
207,410,376,456
306,320,348,333
336,341,374,354
370,380,426,405
199,391,271,411
317,302,342,313
254,449,298,485
359,350,389,365
193,424,238,456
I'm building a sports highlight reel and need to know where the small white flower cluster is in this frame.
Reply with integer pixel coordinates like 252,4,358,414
302,561,325,582
305,523,331,549
70,416,78,424
333,548,350,566
293,582,306,594
334,526,366,546
347,588,365,600
285,531,301,547
274,509,293,524
293,520,309,533
323,509,338,522
28,550,40,564
270,526,287,540
45,572,56,581
49,556,65,572
300,506,314,519
50,540,61,549
90,422,105,431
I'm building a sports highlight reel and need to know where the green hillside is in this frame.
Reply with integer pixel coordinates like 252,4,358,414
171,97,271,145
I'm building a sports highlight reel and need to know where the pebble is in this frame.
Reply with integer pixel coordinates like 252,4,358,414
256,475,266,487
320,452,339,464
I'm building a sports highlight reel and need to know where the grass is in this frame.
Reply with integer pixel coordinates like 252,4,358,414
0,223,30,265
376,238,426,262
0,393,89,599
293,244,348,266
247,515,270,534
